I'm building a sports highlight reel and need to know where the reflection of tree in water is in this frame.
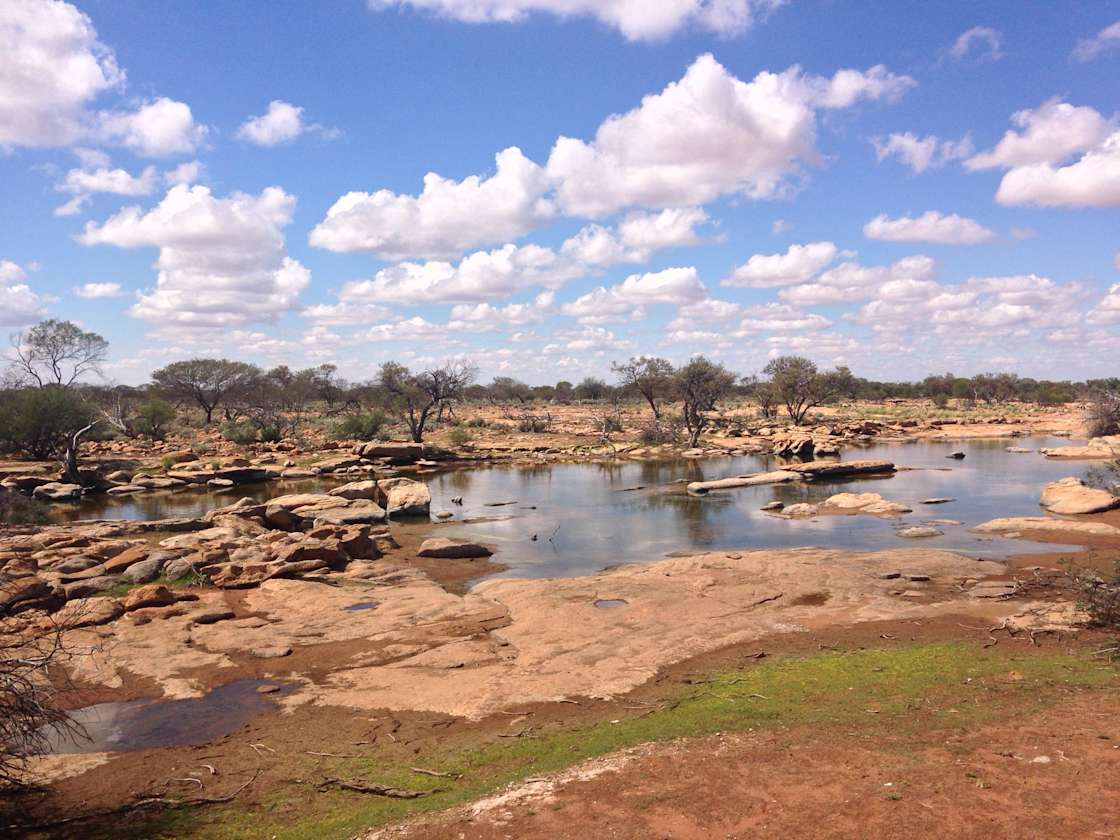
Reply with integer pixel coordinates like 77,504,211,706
442,467,477,494
637,487,731,545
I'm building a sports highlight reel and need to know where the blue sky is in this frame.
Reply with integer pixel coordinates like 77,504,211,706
1,0,1118,385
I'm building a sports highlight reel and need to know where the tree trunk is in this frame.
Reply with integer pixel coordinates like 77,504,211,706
62,421,100,487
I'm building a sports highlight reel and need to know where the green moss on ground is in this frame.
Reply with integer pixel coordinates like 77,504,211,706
116,642,1120,840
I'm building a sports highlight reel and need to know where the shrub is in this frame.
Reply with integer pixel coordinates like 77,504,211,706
1073,562,1120,630
516,412,552,433
598,412,624,434
448,426,472,448
256,422,283,444
0,387,97,460
329,412,388,441
638,417,682,446
0,488,48,526
931,394,949,409
219,420,258,445
1086,392,1120,438
131,398,177,439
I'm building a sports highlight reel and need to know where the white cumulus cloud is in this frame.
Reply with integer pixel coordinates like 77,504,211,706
723,241,838,288
367,0,785,42
0,258,46,326
79,184,309,328
871,132,973,173
0,0,124,148
310,147,553,260
993,132,1120,208
546,54,914,216
237,100,331,146
94,96,208,157
965,99,1115,170
949,26,1003,62
863,211,996,245
73,281,123,299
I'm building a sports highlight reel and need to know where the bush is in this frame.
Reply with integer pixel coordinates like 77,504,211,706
131,398,176,439
329,412,388,441
0,488,48,526
931,394,949,409
448,426,472,447
638,417,682,445
1073,562,1120,629
256,422,283,444
516,412,552,433
219,420,258,445
0,387,97,460
1086,392,1120,438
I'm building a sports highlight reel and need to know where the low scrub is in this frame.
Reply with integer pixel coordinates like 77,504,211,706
1074,562,1120,630
0,488,48,526
329,412,389,441
516,411,552,433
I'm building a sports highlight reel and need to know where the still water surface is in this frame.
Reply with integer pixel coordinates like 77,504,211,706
51,436,1092,578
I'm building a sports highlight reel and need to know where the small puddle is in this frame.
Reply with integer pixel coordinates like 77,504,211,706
45,679,291,754
344,601,378,611
593,599,628,609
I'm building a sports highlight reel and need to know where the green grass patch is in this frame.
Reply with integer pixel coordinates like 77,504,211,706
129,642,1117,840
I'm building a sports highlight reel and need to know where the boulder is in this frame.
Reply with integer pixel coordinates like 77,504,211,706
974,517,1120,538
32,482,83,501
106,485,145,495
417,538,494,559
55,597,124,628
103,545,150,574
62,575,122,599
897,526,943,538
53,555,104,574
1040,477,1120,515
123,584,175,611
163,556,200,581
311,500,386,526
1041,436,1120,459
783,503,819,517
772,436,814,459
328,480,379,500
1,577,53,613
122,557,164,584
378,478,431,518
354,442,424,463
823,493,911,516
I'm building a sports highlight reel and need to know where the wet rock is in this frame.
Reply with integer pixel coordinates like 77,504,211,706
783,503,819,517
760,501,785,511
1041,436,1120,459
1040,477,1120,515
207,478,235,489
1005,447,1034,454
772,436,814,459
947,452,966,460
106,484,145,495
417,538,494,559
921,497,955,505
378,478,432,518
123,584,175,611
32,482,83,501
823,493,911,516
280,468,317,479
62,575,122,599
785,460,895,479
897,526,943,538
687,470,800,494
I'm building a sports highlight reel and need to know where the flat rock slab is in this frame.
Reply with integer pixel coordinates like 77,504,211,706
974,517,1120,538
785,460,896,479
1040,477,1120,515
687,470,800,494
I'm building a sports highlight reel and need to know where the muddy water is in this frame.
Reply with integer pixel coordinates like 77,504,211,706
44,680,288,753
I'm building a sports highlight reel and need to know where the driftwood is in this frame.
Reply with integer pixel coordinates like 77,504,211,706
317,777,432,799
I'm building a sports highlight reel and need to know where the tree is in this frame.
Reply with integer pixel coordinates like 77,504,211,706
762,356,855,426
488,376,532,405
9,320,108,388
575,377,609,402
379,361,477,443
150,359,261,424
0,387,97,461
612,356,675,419
673,356,737,447
131,398,177,438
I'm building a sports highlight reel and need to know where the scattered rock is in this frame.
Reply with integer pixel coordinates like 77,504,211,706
123,584,175,611
62,576,122,599
54,597,124,628
378,478,432,518
122,557,164,584
897,526,943,538
968,580,1019,599
783,503,819,518
417,538,494,559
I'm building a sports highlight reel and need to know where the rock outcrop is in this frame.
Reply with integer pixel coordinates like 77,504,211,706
1040,477,1120,515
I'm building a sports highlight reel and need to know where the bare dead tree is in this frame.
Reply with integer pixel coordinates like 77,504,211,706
9,320,108,388
0,612,87,789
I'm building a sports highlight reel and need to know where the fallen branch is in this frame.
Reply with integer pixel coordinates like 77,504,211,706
307,751,361,758
410,767,463,780
317,777,432,799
